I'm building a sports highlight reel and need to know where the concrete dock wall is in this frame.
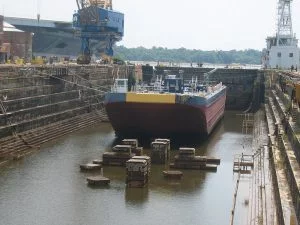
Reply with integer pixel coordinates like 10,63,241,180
0,85,59,100
153,66,260,111
0,65,134,140
3,90,80,112
0,77,50,89
0,94,104,126
266,99,297,225
265,70,300,224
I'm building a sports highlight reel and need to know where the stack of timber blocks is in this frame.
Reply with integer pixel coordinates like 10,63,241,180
173,148,207,169
151,139,170,164
122,139,143,156
102,145,135,166
126,156,151,188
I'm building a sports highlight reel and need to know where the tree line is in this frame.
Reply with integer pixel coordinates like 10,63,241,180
114,46,262,65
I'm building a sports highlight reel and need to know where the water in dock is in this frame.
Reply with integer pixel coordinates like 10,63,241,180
0,111,253,225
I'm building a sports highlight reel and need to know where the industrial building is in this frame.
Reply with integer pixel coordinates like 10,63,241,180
4,16,79,60
0,15,33,63
0,15,4,63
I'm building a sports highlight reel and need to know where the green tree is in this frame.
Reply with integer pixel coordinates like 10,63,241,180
114,46,262,65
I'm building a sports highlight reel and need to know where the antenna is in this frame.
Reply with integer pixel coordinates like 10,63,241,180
204,68,218,87
37,0,41,24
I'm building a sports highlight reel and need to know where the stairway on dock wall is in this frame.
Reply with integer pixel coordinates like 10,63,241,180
0,112,106,164
0,65,135,164
0,93,105,127
3,90,81,112
0,65,126,140
0,78,104,139
0,77,50,89
0,65,136,165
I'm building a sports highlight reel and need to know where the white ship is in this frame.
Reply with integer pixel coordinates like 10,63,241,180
262,0,300,70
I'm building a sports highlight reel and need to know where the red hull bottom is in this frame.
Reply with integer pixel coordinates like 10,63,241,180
105,100,225,138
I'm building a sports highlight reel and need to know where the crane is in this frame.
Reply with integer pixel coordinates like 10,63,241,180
73,0,124,64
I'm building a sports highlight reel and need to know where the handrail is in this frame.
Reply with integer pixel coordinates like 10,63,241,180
111,82,224,96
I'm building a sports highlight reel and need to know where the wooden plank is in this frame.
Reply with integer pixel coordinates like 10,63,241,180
163,170,183,179
80,163,102,171
87,175,110,186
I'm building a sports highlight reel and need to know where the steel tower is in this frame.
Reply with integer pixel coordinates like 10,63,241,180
276,0,293,45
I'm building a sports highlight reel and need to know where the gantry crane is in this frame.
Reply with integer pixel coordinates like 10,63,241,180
73,0,124,64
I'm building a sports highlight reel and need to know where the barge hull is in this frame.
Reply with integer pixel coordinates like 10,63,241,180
105,94,226,137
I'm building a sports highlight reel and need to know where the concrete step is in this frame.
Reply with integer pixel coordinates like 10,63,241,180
0,94,105,126
0,77,50,90
0,135,17,146
0,112,104,159
8,112,101,141
2,89,101,113
0,85,59,100
0,103,103,139
24,117,101,144
28,120,100,145
10,117,102,158
3,90,79,112
0,139,24,151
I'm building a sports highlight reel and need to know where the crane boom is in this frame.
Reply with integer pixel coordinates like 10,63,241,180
76,0,112,10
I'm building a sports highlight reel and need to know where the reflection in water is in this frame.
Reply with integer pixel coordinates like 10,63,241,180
125,187,149,205
148,165,208,195
0,111,252,225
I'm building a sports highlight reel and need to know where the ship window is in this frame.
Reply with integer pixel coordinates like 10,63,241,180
289,53,294,57
117,80,125,86
277,52,281,57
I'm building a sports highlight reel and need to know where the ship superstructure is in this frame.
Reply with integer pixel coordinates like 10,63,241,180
263,0,300,69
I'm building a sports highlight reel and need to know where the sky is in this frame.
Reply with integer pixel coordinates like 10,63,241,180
1,0,300,51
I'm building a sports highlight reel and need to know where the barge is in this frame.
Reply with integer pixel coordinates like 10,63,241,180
104,74,226,137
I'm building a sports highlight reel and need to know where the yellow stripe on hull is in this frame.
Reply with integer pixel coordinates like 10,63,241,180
126,92,175,104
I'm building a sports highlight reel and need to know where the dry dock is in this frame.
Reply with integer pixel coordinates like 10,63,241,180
2,65,300,225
